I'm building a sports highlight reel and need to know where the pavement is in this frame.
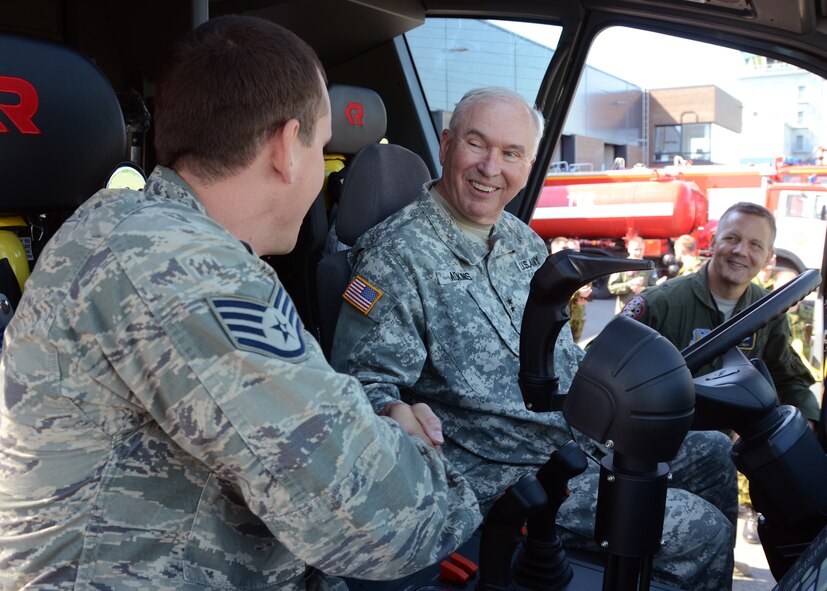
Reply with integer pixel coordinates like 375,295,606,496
580,298,779,590
734,516,776,590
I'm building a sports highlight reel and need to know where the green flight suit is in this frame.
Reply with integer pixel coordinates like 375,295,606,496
621,264,820,422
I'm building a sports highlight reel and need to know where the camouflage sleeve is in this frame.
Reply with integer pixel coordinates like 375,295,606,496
330,247,427,415
762,314,820,422
110,242,481,578
607,271,631,295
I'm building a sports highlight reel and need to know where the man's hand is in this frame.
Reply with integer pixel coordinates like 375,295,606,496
380,402,444,448
629,276,646,294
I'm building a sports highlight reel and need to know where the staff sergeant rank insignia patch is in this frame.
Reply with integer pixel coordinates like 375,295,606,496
209,288,306,360
344,275,383,314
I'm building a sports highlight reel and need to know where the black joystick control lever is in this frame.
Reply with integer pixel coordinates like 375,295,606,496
515,441,588,591
477,473,547,591
519,250,654,412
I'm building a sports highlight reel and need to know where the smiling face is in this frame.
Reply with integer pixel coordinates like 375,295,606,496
435,97,537,225
707,210,775,298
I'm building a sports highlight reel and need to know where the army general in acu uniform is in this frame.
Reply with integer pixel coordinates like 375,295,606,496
0,16,480,590
332,87,738,591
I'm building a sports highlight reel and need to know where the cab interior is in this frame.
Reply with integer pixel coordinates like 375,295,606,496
2,1,827,588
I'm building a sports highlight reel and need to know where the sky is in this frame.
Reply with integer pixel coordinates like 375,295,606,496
492,21,748,92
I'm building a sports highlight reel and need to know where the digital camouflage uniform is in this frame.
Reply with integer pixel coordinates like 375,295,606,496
621,263,820,422
568,292,587,342
608,267,659,313
332,185,737,591
0,167,481,590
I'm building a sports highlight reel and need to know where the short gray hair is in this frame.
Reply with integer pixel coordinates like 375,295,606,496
718,202,777,245
449,87,545,158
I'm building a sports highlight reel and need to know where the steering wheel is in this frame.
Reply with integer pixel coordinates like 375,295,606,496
681,268,821,372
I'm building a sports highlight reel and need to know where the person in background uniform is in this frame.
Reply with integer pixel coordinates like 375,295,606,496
0,16,481,590
548,235,569,253
753,253,777,289
674,233,703,276
548,237,591,342
607,235,658,313
332,87,737,591
773,268,817,371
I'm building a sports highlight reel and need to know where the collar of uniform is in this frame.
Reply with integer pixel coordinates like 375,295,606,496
692,262,762,315
688,263,718,313
144,165,210,217
418,183,487,265
419,183,521,265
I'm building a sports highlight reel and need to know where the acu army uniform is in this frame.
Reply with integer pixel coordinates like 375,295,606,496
608,267,659,314
621,264,820,423
0,166,481,590
332,184,738,591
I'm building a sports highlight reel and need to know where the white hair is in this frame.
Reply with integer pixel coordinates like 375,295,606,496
449,87,545,158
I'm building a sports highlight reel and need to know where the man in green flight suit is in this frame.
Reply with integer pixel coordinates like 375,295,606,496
621,201,820,425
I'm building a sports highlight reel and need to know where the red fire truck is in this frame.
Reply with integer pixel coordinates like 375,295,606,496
530,162,774,269
531,177,707,261
530,161,827,287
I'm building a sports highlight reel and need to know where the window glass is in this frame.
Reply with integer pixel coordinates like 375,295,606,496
405,17,826,386
405,18,561,131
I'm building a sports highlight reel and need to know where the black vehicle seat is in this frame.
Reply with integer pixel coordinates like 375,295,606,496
315,142,431,358
264,84,387,342
0,32,126,340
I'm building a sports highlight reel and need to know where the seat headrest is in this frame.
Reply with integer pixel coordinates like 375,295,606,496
0,33,126,214
327,84,387,155
336,143,431,246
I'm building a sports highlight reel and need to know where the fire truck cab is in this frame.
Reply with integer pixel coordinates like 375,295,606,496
2,1,827,590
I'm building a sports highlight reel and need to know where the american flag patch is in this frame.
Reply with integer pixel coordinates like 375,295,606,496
343,275,383,314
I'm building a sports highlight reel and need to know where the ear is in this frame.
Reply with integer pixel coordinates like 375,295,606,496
270,118,301,184
764,247,776,268
438,128,451,166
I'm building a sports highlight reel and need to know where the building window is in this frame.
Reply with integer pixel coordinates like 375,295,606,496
654,123,711,163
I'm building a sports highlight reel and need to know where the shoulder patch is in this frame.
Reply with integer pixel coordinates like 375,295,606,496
690,328,712,345
620,295,647,320
209,288,306,360
343,275,383,315
737,333,757,352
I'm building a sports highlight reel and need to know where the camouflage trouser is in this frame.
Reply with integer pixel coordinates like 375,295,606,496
569,298,586,342
456,430,737,591
557,430,737,591
738,471,752,508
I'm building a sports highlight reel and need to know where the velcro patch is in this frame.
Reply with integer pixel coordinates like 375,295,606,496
620,295,647,320
209,289,306,360
343,275,383,315
690,328,756,351
436,270,476,284
690,328,711,344
515,256,542,272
